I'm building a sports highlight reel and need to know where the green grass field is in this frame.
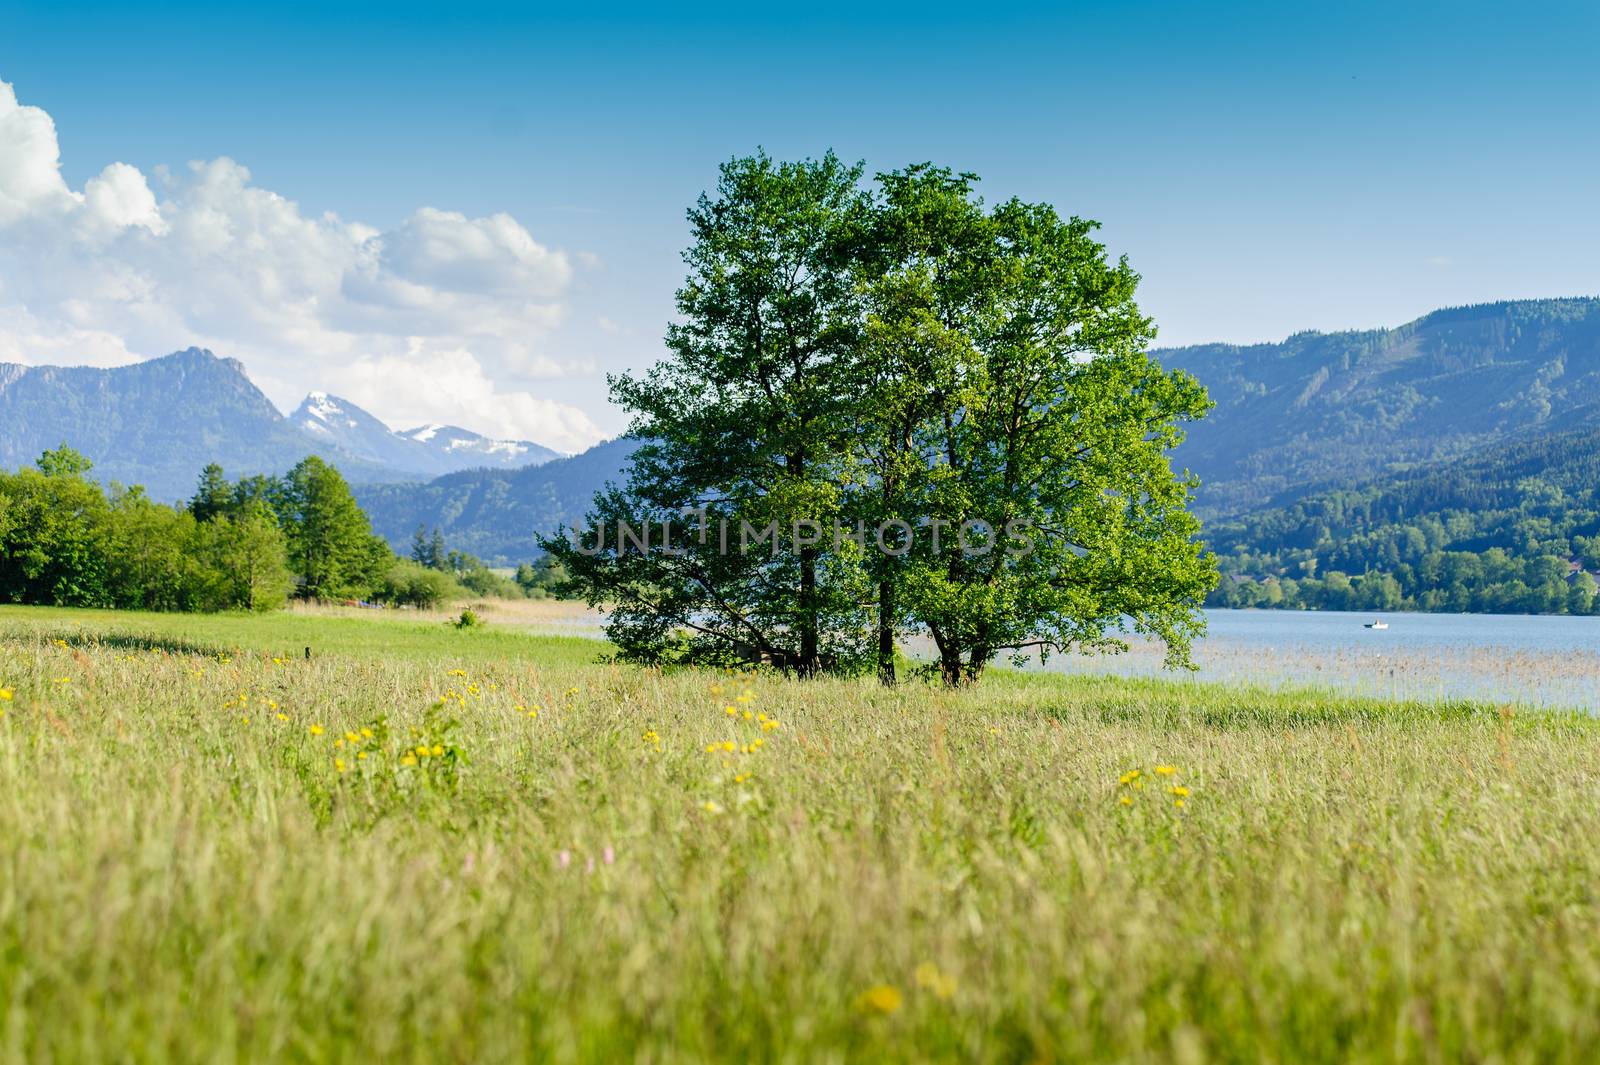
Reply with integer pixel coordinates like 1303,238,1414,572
2,604,1598,1063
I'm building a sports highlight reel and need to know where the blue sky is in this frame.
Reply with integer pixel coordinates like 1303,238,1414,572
1,1,1597,443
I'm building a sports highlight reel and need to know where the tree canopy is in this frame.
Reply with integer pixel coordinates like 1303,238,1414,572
546,153,1217,685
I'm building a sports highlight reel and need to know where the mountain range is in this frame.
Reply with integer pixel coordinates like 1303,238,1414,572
6,297,1600,575
0,348,560,500
288,391,559,479
1160,297,1600,518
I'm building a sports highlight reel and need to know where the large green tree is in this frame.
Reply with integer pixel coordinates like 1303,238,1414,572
205,500,295,611
551,153,1216,684
853,164,993,683
277,456,389,600
547,152,876,675
872,191,1216,684
0,447,112,606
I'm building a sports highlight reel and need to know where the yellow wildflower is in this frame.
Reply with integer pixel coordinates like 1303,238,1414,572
915,962,957,1000
0,688,12,701
1119,795,1133,806
416,745,430,758
1155,765,1177,776
1119,769,1141,785
308,724,324,736
431,744,444,757
1169,786,1189,797
335,758,347,772
400,754,418,767
857,985,903,1014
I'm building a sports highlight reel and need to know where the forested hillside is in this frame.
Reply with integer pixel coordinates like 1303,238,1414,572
354,438,639,565
1164,297,1600,517
1207,426,1600,614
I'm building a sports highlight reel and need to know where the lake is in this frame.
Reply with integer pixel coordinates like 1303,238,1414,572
1033,609,1600,711
514,600,1600,712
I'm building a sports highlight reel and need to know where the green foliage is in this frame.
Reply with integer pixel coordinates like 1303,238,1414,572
201,501,295,611
550,152,877,677
862,166,1215,683
1208,425,1600,615
276,456,390,601
188,462,234,523
547,153,1215,685
0,454,295,611
514,555,570,599
380,560,461,609
36,444,94,478
0,450,395,613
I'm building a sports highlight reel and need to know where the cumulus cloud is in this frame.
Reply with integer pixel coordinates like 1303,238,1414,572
0,77,605,452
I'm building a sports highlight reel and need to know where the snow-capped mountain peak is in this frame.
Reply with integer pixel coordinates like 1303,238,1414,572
396,422,554,464
288,394,560,478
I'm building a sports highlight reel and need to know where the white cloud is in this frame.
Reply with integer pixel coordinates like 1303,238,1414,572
0,77,606,453
0,80,78,223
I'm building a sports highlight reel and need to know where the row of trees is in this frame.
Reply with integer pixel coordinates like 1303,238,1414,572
1212,552,1600,616
407,525,565,600
546,153,1217,686
0,448,297,612
0,448,467,612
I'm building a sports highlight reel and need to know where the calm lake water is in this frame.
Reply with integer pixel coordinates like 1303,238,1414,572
530,603,1600,711
1034,609,1600,711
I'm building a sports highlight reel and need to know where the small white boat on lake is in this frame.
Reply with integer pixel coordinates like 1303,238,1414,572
1364,620,1388,630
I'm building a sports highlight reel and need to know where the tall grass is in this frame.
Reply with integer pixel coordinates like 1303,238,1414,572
1,604,1597,1062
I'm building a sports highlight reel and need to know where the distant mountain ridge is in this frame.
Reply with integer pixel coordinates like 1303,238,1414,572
12,298,1600,580
353,437,640,565
1161,297,1600,517
289,392,559,479
0,347,560,500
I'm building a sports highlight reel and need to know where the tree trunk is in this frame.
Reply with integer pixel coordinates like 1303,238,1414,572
937,640,965,688
876,579,896,686
798,543,820,678
965,645,987,686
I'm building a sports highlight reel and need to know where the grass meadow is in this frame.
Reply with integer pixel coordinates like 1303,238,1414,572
2,603,1599,1062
